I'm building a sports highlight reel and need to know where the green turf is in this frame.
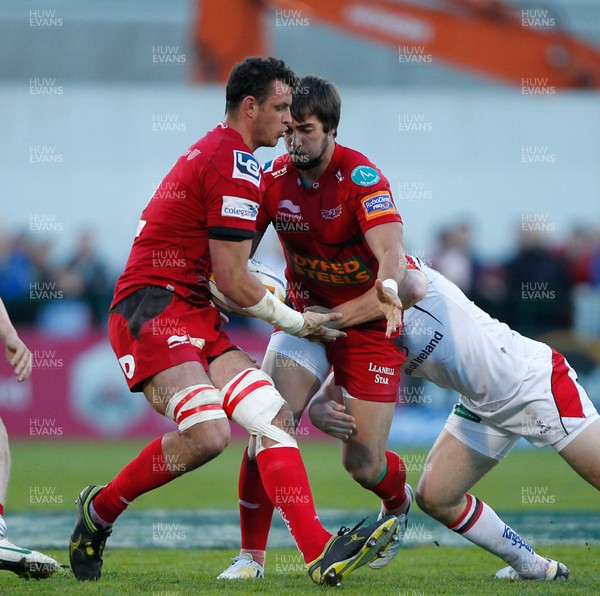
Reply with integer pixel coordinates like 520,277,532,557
1,545,599,595
4,439,600,593
7,438,600,512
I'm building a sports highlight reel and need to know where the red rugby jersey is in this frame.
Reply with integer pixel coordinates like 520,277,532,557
258,143,402,320
112,123,261,308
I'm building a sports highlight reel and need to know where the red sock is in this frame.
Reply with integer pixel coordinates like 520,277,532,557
239,447,274,553
0,504,4,516
256,446,332,563
369,451,407,513
93,437,174,523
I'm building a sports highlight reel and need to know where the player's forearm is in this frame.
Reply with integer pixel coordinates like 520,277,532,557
326,287,383,329
323,267,427,329
377,246,407,294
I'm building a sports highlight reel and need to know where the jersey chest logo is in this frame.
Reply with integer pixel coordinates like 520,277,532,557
321,205,342,220
232,150,261,187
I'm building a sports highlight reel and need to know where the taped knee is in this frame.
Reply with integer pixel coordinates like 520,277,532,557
221,368,297,453
165,384,226,433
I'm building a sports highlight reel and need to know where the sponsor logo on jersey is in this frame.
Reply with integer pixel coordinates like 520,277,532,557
278,199,301,214
351,165,380,187
361,190,397,220
276,199,306,231
222,196,259,221
321,205,342,220
368,362,396,385
232,150,261,187
271,164,288,178
167,334,190,349
404,331,444,375
290,252,373,285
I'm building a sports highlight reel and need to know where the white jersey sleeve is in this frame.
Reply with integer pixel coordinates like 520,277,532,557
399,260,544,408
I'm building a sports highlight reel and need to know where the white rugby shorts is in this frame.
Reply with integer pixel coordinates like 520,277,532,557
445,343,598,460
265,331,330,382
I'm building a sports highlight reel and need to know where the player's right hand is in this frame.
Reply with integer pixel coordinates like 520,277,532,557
375,279,403,338
298,311,347,342
309,399,356,440
4,333,32,382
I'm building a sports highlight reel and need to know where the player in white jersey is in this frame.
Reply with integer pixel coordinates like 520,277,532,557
308,258,599,580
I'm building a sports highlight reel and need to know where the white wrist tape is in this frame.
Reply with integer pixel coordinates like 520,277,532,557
382,278,399,294
243,291,304,334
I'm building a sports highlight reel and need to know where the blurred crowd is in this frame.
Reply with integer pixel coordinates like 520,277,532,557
429,222,600,339
1,223,600,340
0,228,115,336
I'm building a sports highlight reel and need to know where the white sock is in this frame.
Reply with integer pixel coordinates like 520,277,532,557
447,494,549,579
0,514,6,538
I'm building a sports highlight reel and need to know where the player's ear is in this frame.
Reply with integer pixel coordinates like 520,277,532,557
241,95,257,119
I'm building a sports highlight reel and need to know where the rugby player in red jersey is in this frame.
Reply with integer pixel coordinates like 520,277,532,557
69,58,398,587
219,75,412,579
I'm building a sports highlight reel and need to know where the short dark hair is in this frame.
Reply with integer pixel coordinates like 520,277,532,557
291,75,341,137
225,56,298,113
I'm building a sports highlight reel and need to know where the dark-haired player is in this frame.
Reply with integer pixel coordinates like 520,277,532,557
69,58,398,587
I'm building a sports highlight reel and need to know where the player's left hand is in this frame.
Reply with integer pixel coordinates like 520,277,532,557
375,279,403,338
4,333,32,382
309,399,356,440
298,311,347,342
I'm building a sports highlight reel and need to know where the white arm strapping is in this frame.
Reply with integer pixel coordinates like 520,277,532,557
382,278,399,294
243,291,304,335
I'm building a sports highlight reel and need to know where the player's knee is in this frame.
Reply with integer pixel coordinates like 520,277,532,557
180,419,230,469
221,368,298,454
415,484,460,520
415,487,435,514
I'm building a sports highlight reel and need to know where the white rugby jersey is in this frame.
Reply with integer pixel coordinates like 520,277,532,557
398,261,544,408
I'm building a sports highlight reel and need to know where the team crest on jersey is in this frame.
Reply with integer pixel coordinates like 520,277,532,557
222,196,259,221
232,150,261,187
351,165,380,187
361,191,397,220
321,205,342,220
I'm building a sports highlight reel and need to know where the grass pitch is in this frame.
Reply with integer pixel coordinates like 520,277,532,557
2,438,600,593
1,545,599,595
7,438,600,512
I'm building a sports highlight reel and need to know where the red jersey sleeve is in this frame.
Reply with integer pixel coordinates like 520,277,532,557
347,164,402,234
205,147,262,241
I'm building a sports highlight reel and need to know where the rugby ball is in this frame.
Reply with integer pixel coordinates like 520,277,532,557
209,258,286,317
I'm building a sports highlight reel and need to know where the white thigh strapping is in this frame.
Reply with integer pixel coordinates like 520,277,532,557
165,384,226,432
221,368,297,453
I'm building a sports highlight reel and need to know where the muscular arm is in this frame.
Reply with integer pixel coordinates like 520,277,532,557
367,221,407,290
327,267,428,329
210,237,270,308
322,222,425,331
209,237,344,339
